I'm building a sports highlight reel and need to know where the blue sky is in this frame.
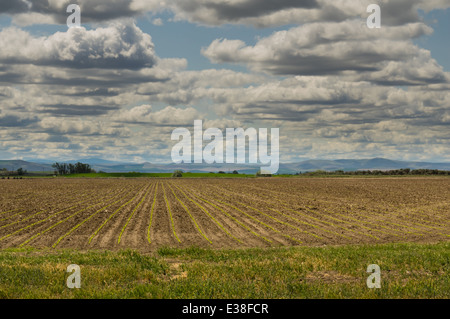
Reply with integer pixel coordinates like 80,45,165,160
0,1,449,164
415,8,450,71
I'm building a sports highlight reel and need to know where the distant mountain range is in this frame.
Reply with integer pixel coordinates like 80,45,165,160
1,158,450,174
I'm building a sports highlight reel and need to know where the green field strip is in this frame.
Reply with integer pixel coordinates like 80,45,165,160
184,189,272,244
16,188,129,247
167,183,212,244
53,187,139,248
162,183,181,243
117,183,154,244
171,183,242,244
147,182,159,244
89,185,148,244
210,196,303,245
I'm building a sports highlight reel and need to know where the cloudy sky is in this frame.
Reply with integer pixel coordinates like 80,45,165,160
0,0,449,164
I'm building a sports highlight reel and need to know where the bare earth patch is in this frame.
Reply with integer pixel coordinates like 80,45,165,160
0,177,448,252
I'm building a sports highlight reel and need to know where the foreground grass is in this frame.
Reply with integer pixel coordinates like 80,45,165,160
0,242,448,299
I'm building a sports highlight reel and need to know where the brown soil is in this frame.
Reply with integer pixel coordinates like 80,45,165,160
0,177,448,252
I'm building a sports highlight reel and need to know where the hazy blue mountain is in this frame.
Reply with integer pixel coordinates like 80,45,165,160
1,158,449,174
70,158,128,165
0,160,54,172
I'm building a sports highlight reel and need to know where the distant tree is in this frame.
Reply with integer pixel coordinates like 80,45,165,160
52,162,92,175
17,168,26,176
232,170,239,174
218,171,225,174
172,170,183,178
74,162,92,174
256,170,272,177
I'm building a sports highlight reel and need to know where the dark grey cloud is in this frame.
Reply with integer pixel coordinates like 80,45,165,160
180,0,317,21
0,114,39,127
46,135,71,143
38,104,119,117
2,0,150,24
66,88,120,97
169,0,450,27
0,0,30,14
2,0,450,29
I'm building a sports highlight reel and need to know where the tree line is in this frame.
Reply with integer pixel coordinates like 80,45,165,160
1,167,27,176
296,168,450,176
52,162,95,175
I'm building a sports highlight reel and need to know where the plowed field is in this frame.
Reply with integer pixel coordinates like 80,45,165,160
0,177,448,252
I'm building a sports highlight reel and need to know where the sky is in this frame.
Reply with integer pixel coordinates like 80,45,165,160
0,0,449,164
